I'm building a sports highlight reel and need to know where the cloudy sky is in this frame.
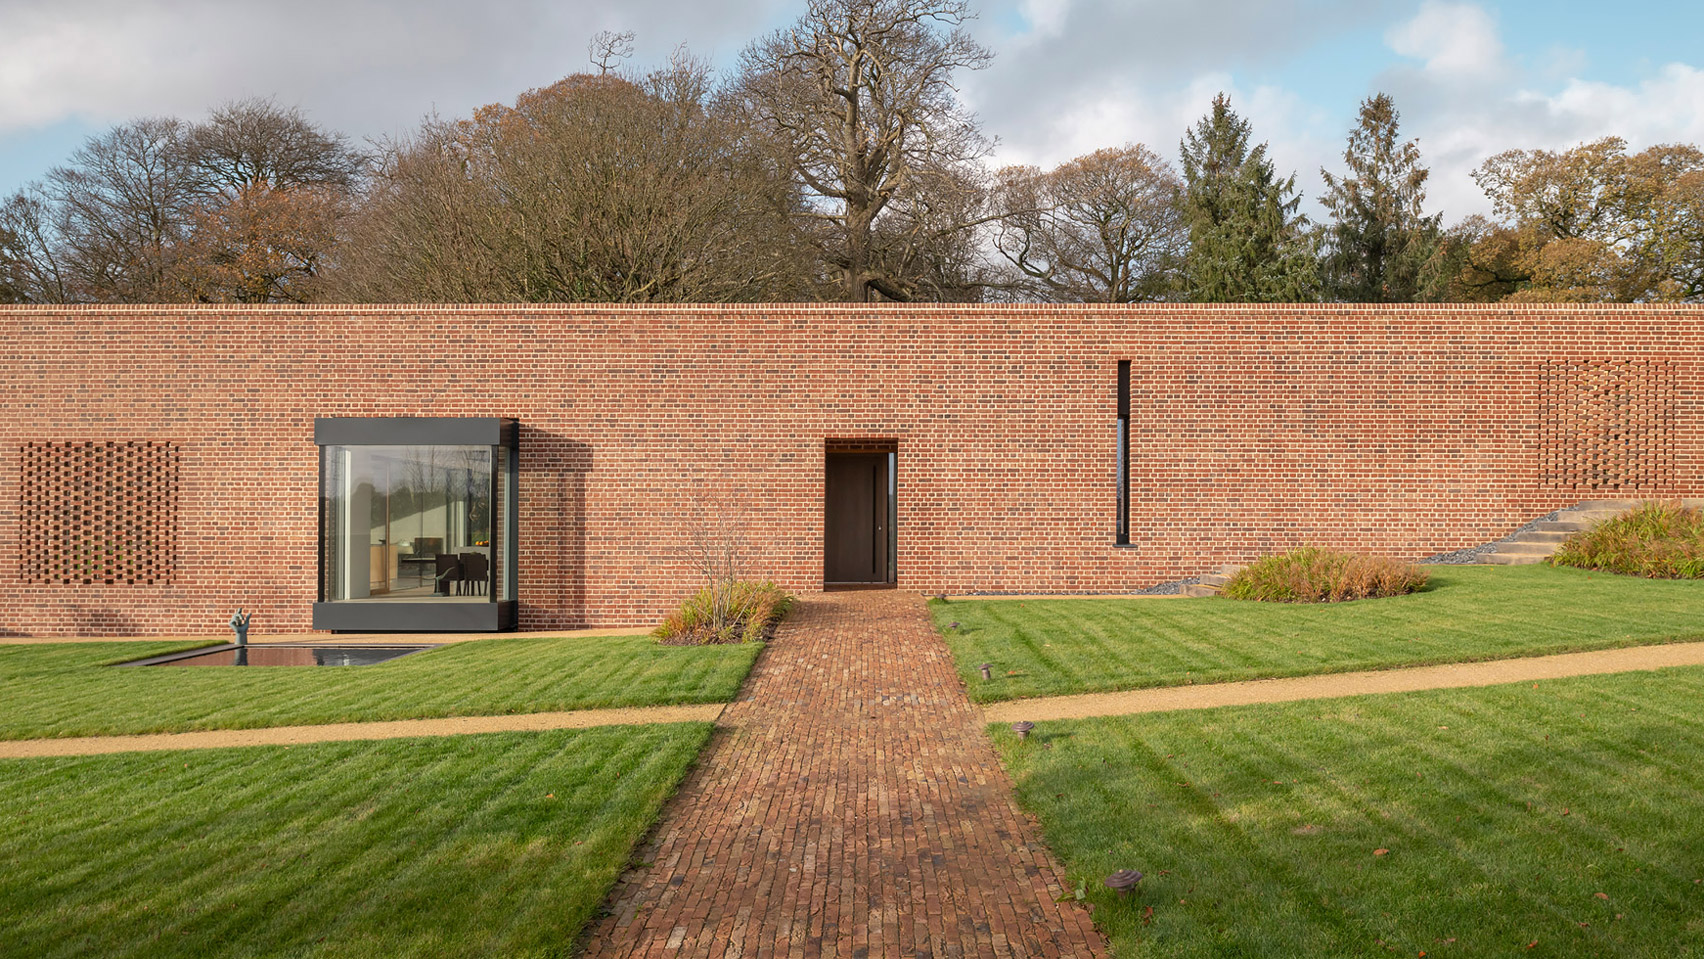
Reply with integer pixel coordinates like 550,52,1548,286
3,0,1702,220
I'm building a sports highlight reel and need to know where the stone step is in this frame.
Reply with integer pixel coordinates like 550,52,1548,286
1197,573,1232,587
1181,583,1223,597
1509,530,1572,544
1491,541,1557,556
1474,498,1646,566
1570,499,1644,511
1557,509,1631,522
1480,552,1547,565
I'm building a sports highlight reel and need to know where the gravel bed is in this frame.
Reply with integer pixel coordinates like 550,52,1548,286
1419,510,1561,565
1134,575,1200,595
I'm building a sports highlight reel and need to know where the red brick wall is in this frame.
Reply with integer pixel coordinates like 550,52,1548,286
1,304,1698,636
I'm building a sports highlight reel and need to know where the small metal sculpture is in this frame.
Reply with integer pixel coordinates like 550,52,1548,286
1104,869,1143,896
1011,721,1035,740
229,608,252,647
979,662,993,680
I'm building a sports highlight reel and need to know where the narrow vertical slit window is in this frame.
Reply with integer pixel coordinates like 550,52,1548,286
1116,360,1131,545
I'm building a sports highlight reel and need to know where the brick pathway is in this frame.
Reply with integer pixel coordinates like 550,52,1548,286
582,590,1105,959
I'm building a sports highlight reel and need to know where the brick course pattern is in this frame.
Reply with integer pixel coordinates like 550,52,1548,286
1538,358,1677,491
580,589,1105,959
18,440,179,586
0,304,1700,635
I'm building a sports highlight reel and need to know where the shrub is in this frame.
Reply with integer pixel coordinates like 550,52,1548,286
1548,501,1704,579
1222,547,1428,603
654,580,794,645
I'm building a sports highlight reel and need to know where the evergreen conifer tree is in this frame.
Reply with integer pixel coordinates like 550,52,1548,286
1319,93,1442,301
1178,93,1316,302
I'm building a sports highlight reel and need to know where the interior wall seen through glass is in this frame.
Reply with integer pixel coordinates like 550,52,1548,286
322,445,495,603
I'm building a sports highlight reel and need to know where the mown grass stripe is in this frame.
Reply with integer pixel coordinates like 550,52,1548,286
998,667,1704,957
0,724,712,959
942,565,1704,703
0,633,758,739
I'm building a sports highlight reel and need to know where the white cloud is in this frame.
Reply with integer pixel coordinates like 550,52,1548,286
1375,5,1704,217
971,0,1704,223
1016,0,1073,40
0,0,794,138
1385,1,1504,80
1534,64,1704,145
5,0,1703,227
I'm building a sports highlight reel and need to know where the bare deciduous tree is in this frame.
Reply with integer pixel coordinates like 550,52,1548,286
588,29,636,74
182,98,364,199
333,55,811,303
735,0,995,302
29,117,194,302
0,99,361,303
0,192,73,302
173,99,363,302
991,145,1187,302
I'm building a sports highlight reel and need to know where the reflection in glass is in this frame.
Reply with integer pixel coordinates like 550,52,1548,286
321,445,504,603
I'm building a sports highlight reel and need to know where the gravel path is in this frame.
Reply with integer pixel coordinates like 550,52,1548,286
981,640,1704,723
0,703,725,758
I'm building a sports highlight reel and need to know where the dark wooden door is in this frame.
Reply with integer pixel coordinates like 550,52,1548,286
824,453,889,584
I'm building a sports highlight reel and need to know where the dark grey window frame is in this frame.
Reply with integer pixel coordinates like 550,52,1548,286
313,417,518,632
1116,361,1131,546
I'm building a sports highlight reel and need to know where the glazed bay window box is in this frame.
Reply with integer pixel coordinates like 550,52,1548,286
314,417,517,632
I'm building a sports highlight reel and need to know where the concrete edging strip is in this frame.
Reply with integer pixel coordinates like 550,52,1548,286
0,703,728,759
980,641,1704,724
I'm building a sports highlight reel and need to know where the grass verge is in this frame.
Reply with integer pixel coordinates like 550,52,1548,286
935,564,1704,703
0,635,759,739
0,724,710,959
995,667,1704,957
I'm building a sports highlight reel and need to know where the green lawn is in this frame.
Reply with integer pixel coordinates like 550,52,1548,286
0,724,709,958
0,635,758,739
936,565,1704,702
996,667,1704,958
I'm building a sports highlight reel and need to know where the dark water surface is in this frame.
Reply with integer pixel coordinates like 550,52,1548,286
137,645,434,667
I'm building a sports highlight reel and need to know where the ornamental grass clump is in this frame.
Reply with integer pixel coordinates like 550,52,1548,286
654,580,794,645
1549,501,1704,579
1223,547,1428,603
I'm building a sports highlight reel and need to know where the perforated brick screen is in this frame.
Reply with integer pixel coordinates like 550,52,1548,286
18,441,180,585
1540,359,1677,491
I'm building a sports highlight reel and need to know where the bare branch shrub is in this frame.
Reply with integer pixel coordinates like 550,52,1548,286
684,490,752,636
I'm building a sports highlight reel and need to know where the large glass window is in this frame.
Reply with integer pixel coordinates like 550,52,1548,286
320,444,514,604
